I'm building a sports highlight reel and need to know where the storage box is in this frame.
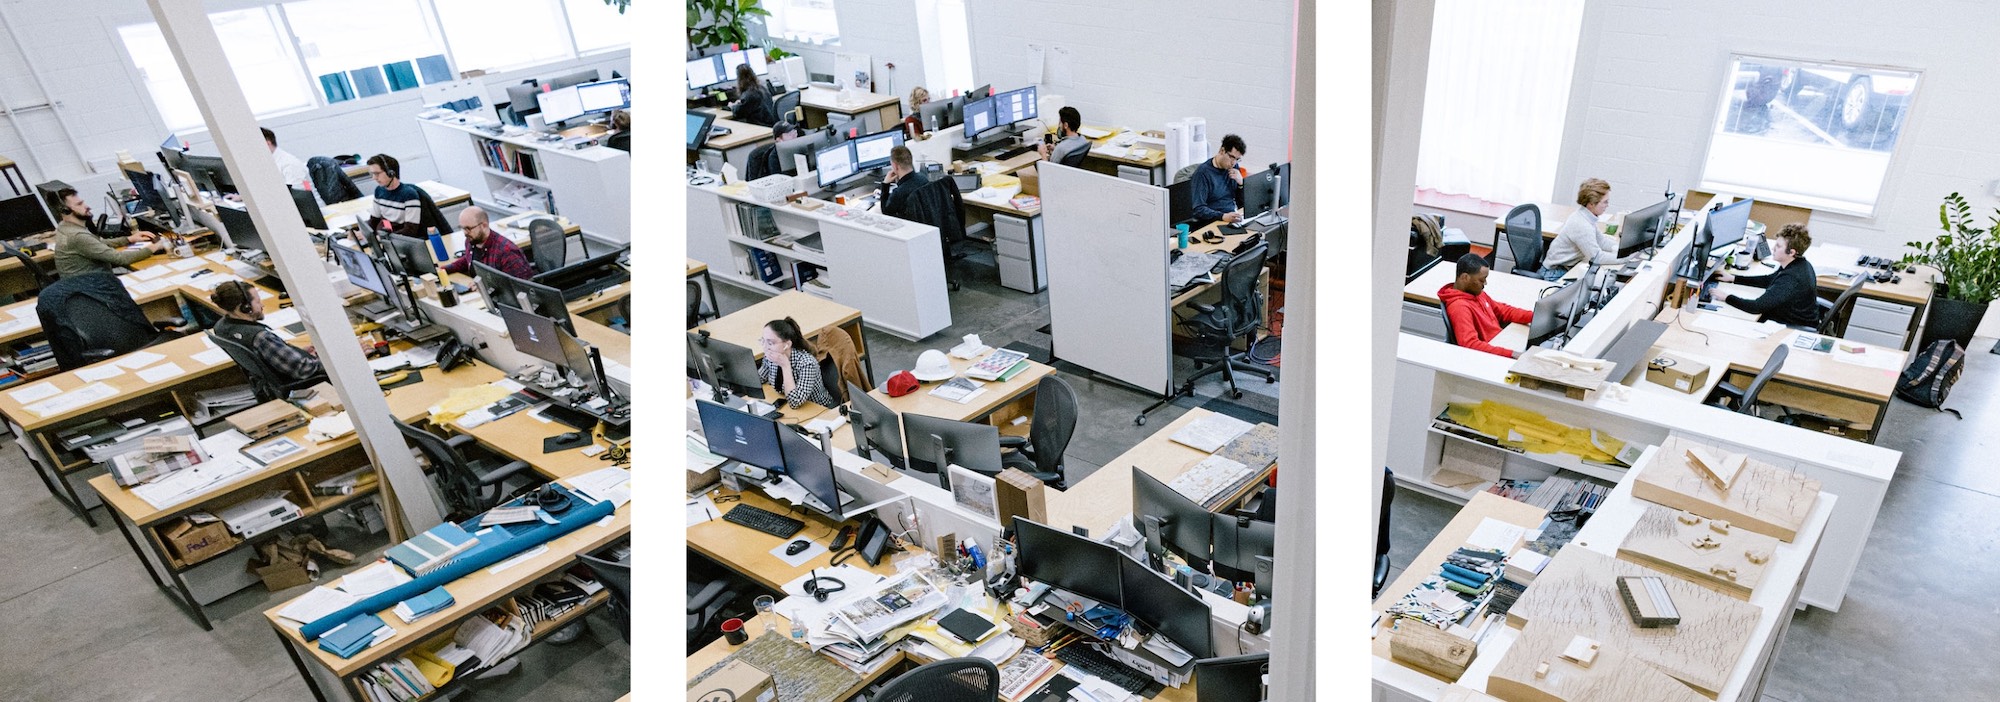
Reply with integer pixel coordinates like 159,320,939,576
688,660,775,702
993,468,1048,529
227,400,308,440
1016,166,1040,196
162,514,237,564
747,173,793,203
1644,352,1711,394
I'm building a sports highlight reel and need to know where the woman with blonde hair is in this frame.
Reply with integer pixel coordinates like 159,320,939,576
1542,177,1625,278
902,86,932,138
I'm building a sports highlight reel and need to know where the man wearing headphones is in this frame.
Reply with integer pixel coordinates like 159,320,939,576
365,153,450,237
209,281,324,383
52,188,164,278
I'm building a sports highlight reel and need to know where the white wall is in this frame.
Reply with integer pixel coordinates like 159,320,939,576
1555,0,2000,259
0,0,625,195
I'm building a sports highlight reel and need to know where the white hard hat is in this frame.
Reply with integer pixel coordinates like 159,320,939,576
911,349,955,382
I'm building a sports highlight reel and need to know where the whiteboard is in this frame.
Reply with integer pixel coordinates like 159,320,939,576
1041,162,1172,394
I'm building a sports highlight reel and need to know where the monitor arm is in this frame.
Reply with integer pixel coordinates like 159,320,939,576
844,405,876,460
1142,515,1170,566
1254,555,1275,600
930,433,954,490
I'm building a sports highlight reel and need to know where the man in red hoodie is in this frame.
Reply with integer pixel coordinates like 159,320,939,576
1437,253,1534,358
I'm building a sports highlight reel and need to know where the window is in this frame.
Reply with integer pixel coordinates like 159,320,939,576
915,0,973,94
433,0,574,73
283,0,448,103
766,0,841,45
1413,0,1585,207
1699,55,1919,217
119,8,317,134
562,0,630,54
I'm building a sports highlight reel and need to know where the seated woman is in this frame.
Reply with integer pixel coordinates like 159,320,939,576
758,317,835,409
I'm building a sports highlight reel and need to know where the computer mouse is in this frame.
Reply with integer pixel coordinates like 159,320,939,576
558,431,583,443
786,540,811,555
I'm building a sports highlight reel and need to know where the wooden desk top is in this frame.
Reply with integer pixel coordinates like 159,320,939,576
705,117,775,152
1085,128,1168,167
1403,262,1553,310
688,488,898,592
0,333,235,432
688,613,897,701
320,180,471,229
688,258,708,277
266,495,630,678
692,291,863,359
1651,308,1904,401
868,352,1054,424
800,87,901,114
1371,492,1545,675
1040,408,1276,538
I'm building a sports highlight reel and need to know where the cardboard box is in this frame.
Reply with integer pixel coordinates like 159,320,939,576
1016,165,1040,197
1645,352,1711,394
162,515,237,564
993,468,1048,529
227,400,308,440
688,660,775,702
296,382,341,416
687,461,720,494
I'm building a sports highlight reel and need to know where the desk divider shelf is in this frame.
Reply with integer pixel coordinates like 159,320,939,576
340,569,612,702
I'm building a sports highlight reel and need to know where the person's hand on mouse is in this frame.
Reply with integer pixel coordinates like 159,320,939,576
1222,210,1244,224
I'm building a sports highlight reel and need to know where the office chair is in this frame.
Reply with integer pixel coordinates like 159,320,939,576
1,239,53,292
908,176,972,291
1710,345,1788,416
1437,303,1460,346
1503,203,1544,276
873,658,1001,702
818,354,847,406
394,419,533,520
1057,142,1090,168
688,556,749,648
774,89,803,123
38,273,185,371
1375,467,1394,598
526,216,571,274
1140,245,1276,424
997,375,1075,489
687,280,718,328
207,329,326,402
1818,275,1869,337
1172,163,1202,185
579,552,632,642
1250,485,1278,523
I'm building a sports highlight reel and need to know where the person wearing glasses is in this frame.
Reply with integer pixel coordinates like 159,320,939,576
442,206,536,280
1191,134,1247,226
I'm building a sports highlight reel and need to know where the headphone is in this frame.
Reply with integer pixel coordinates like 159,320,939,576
223,280,259,315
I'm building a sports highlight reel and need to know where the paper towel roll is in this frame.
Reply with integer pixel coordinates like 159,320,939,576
1166,120,1193,176
1185,116,1209,169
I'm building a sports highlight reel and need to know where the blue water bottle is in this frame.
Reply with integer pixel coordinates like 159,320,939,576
1176,223,1190,249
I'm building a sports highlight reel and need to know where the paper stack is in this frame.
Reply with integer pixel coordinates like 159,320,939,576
393,586,456,624
385,523,477,576
318,612,392,659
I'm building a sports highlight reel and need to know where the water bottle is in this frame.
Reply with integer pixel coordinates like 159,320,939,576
790,617,808,641
1176,223,1190,249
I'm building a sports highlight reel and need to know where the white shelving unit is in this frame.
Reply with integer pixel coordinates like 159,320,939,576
418,116,630,243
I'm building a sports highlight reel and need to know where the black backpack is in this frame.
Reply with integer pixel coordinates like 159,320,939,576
1895,340,1964,418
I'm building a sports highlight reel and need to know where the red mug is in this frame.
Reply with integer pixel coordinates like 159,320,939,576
721,617,748,645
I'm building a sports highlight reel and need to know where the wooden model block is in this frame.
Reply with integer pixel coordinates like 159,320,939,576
1618,503,1778,600
1506,547,1758,698
1510,349,1614,399
1633,436,1820,542
1560,636,1600,668
993,468,1048,529
1488,620,1708,702
1616,576,1681,628
1683,446,1746,490
1388,619,1478,680
1440,685,1506,702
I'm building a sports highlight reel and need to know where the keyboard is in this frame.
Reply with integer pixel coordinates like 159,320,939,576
723,503,804,539
1169,455,1254,504
1054,645,1151,693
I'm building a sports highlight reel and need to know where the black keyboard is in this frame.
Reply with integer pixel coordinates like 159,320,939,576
1054,645,1151,693
723,504,804,539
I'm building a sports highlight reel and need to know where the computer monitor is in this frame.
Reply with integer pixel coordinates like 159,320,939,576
962,95,998,140
545,69,599,91
917,97,960,132
1704,197,1753,253
967,84,992,101
687,56,726,90
0,194,53,239
124,169,169,215
159,146,189,174
1169,180,1196,226
383,234,435,277
814,142,857,190
1209,514,1276,588
1527,279,1585,346
330,239,388,297
1119,556,1215,658
182,154,236,195
473,260,573,332
844,383,906,468
1014,518,1123,605
214,203,268,253
1242,163,1289,219
901,413,1002,486
779,426,843,519
1133,470,1215,565
1194,653,1270,702
774,130,826,175
536,86,586,125
577,79,629,115
688,111,719,150
993,86,1038,126
687,333,766,401
721,49,768,78
851,129,903,171
291,187,327,230
1619,196,1673,256
696,399,785,474
499,304,566,367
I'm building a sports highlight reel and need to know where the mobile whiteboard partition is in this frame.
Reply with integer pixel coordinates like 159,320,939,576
1041,162,1173,396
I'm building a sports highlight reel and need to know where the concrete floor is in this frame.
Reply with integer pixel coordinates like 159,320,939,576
1386,336,2000,701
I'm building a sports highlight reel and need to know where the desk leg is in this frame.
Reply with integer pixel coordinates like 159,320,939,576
53,468,99,528
275,627,333,702
113,508,212,630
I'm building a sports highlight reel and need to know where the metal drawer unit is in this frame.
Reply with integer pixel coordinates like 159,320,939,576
993,213,1046,293
1847,297,1915,349
1402,300,1448,341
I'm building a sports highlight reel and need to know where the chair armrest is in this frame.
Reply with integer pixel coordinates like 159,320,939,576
1190,301,1217,314
81,348,117,362
476,459,533,487
152,317,187,331
997,435,1029,449
687,580,735,613
445,434,479,452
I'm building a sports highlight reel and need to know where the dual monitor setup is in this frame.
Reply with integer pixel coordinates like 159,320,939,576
900,83,1042,148
1015,517,1216,659
156,144,326,254
694,398,847,520
504,69,628,130
1133,469,1277,597
684,48,769,92
1521,191,1687,347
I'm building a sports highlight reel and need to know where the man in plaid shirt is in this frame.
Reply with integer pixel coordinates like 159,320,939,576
444,206,536,280
208,281,324,383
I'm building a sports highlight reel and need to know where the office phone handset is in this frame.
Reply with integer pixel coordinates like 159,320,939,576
830,515,894,567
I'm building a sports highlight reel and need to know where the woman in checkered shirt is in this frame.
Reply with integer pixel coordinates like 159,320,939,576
758,317,835,409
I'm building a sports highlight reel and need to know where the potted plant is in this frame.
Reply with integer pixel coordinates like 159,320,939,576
688,0,770,53
1902,192,2000,350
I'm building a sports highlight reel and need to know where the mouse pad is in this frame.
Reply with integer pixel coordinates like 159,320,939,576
769,538,826,567
542,432,593,453
378,369,424,390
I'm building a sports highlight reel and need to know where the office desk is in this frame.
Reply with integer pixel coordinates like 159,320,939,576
1737,254,1940,351
798,87,903,132
867,351,1055,427
1082,127,1168,184
319,180,472,230
1651,307,1904,442
267,490,630,702
691,115,776,174
689,487,900,592
1042,408,1275,538
693,291,874,384
1402,262,1550,311
1171,220,1276,333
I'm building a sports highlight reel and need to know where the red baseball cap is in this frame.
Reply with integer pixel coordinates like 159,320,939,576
885,371,920,397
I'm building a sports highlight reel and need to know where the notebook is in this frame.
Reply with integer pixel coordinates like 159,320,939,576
385,522,477,576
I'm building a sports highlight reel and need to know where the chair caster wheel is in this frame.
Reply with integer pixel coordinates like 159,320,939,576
1135,416,1147,426
1230,390,1244,400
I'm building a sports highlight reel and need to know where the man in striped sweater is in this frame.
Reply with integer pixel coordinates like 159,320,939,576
364,153,450,237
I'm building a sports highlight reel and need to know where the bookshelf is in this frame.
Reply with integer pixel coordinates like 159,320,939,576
417,116,629,244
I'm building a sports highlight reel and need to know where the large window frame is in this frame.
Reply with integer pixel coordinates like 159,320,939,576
1696,53,1922,219
764,0,842,46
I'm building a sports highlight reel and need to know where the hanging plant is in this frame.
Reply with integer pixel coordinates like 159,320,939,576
601,0,628,14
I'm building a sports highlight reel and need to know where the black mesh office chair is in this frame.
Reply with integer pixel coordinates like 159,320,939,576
1818,275,1869,336
688,280,717,328
39,274,185,370
818,354,846,406
774,89,803,123
579,552,631,642
1172,163,1202,185
1140,245,1276,424
207,329,326,402
1503,203,1544,276
1710,345,1788,416
1057,143,1090,168
907,176,972,291
1375,467,1395,598
688,556,748,648
527,216,571,274
1438,301,1458,346
395,419,533,520
874,658,1000,702
998,375,1075,488
1,239,53,292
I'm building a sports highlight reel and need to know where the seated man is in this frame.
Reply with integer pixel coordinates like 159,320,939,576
52,187,164,278
879,146,931,218
365,153,450,237
745,121,801,181
1039,106,1090,165
444,206,536,280
1718,223,1819,328
208,280,324,384
1189,134,1247,227
1438,253,1534,358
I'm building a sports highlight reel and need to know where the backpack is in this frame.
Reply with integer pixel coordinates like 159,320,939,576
1895,339,1964,418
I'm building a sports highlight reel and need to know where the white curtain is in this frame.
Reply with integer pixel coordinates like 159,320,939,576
1415,0,1586,206
914,0,975,97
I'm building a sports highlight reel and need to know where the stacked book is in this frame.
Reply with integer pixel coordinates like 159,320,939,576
393,586,456,624
1519,474,1611,513
109,434,210,487
516,581,590,630
385,523,478,576
11,341,54,375
964,348,1031,382
359,654,439,702
318,612,391,659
